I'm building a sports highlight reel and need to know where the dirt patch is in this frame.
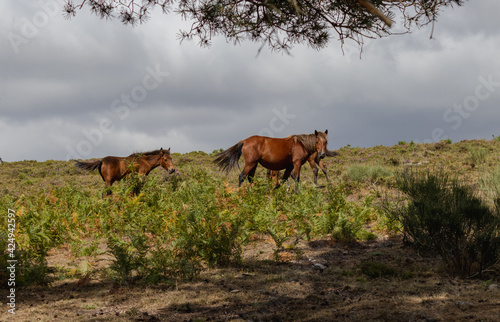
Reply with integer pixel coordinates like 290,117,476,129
7,236,500,321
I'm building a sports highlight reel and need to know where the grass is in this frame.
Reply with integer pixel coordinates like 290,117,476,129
359,261,397,278
469,146,488,165
481,165,500,206
1,140,500,320
345,164,393,183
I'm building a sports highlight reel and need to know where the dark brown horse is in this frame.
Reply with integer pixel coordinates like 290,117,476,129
267,149,339,186
75,148,175,191
214,130,328,189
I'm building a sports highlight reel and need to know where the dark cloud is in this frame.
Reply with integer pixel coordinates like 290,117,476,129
1,1,499,161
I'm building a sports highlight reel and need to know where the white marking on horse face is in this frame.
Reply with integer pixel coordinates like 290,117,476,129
316,134,328,157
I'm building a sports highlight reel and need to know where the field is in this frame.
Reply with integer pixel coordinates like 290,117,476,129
1,139,500,321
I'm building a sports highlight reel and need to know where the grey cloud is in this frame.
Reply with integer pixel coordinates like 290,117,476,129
1,1,499,161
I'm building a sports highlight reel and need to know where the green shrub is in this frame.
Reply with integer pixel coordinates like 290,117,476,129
346,164,392,183
8,193,77,285
242,179,324,259
313,184,374,243
172,172,248,267
177,208,245,267
107,234,148,283
120,169,146,196
386,170,500,277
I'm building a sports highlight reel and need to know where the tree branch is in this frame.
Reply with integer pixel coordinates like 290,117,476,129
63,0,466,52
358,0,393,27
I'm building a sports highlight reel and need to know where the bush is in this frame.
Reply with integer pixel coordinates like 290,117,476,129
172,172,248,267
5,193,78,285
107,234,149,283
313,184,375,243
386,170,500,277
120,169,146,196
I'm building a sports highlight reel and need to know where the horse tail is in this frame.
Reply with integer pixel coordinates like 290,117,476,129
326,149,339,157
213,142,244,173
314,149,338,163
75,160,102,172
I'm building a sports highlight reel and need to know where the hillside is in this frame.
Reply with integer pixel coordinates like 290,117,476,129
1,139,500,321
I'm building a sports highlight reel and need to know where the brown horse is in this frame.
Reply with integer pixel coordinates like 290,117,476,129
75,148,175,192
214,130,328,189
267,149,339,186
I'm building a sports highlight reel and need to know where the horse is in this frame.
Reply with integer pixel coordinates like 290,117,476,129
267,149,339,186
75,148,175,193
213,130,328,189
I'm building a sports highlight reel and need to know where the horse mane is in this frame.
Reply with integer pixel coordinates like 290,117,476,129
294,134,316,154
128,149,165,157
294,132,328,154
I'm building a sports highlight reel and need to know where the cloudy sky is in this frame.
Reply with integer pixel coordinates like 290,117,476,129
1,1,499,161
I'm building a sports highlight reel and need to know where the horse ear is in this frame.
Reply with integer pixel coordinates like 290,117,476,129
315,130,318,136
167,147,171,154
325,129,328,135
160,147,164,154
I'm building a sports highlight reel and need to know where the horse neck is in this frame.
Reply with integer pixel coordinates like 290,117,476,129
139,154,161,170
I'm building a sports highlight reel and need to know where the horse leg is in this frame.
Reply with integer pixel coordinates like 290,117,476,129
100,167,114,197
318,160,330,181
103,181,113,197
278,166,293,189
238,171,246,187
247,165,258,183
238,162,257,187
292,162,302,191
267,170,281,187
308,158,319,186
313,167,319,185
273,171,280,187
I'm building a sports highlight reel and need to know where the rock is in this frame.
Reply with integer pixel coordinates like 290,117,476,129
313,263,327,272
455,301,473,310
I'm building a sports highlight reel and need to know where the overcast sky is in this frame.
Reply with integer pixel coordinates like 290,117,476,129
1,1,499,161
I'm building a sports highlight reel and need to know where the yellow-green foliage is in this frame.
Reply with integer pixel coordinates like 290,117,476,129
3,139,500,285
0,157,381,285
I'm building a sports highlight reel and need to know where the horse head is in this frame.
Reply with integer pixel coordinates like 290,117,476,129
314,130,328,158
159,147,176,174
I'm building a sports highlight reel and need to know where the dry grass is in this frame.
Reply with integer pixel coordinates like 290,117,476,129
9,236,500,321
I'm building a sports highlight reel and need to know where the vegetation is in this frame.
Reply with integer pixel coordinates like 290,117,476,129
1,139,500,320
63,0,465,52
346,164,392,183
0,159,380,285
386,169,500,277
